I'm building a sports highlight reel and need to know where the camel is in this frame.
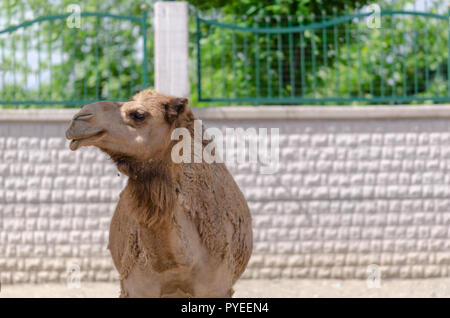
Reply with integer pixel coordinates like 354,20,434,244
65,89,253,297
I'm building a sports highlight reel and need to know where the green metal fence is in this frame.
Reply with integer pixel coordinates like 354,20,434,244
196,8,450,104
0,9,150,108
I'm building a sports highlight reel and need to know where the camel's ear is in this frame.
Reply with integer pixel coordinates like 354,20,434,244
164,97,189,124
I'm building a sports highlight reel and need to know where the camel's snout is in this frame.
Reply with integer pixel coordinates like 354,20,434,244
66,108,105,151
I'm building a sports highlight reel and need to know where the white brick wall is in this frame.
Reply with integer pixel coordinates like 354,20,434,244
1,107,450,284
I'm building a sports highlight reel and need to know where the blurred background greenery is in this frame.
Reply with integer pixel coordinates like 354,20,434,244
0,0,448,107
190,0,448,105
0,0,152,108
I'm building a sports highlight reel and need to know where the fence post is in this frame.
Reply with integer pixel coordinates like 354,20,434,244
154,1,190,98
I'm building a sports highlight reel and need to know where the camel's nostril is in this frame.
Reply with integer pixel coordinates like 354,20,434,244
74,113,94,121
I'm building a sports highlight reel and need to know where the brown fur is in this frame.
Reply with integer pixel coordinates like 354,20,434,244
66,89,253,297
105,152,179,228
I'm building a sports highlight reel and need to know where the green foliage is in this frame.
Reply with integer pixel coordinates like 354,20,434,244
0,0,153,108
0,0,448,108
188,0,370,19
192,0,449,105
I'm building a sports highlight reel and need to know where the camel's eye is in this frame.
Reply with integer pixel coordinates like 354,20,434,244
129,111,147,122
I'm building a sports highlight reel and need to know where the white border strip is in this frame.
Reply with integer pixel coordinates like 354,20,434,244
1,105,450,122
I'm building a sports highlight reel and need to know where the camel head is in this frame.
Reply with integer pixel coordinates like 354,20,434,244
65,89,192,177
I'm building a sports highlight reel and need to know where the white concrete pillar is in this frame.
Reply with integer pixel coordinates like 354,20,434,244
154,1,190,98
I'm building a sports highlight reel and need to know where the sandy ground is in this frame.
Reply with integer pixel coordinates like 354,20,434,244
1,278,450,298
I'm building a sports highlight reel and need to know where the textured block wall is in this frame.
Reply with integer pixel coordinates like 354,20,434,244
1,110,450,284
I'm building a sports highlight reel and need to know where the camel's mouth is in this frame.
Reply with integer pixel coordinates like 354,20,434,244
68,130,105,151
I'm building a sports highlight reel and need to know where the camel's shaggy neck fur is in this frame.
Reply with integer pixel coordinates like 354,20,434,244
105,149,180,228
105,149,189,277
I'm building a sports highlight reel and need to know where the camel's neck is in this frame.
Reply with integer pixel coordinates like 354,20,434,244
127,162,179,227
105,148,194,272
104,149,179,226
123,170,193,272
120,160,189,272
